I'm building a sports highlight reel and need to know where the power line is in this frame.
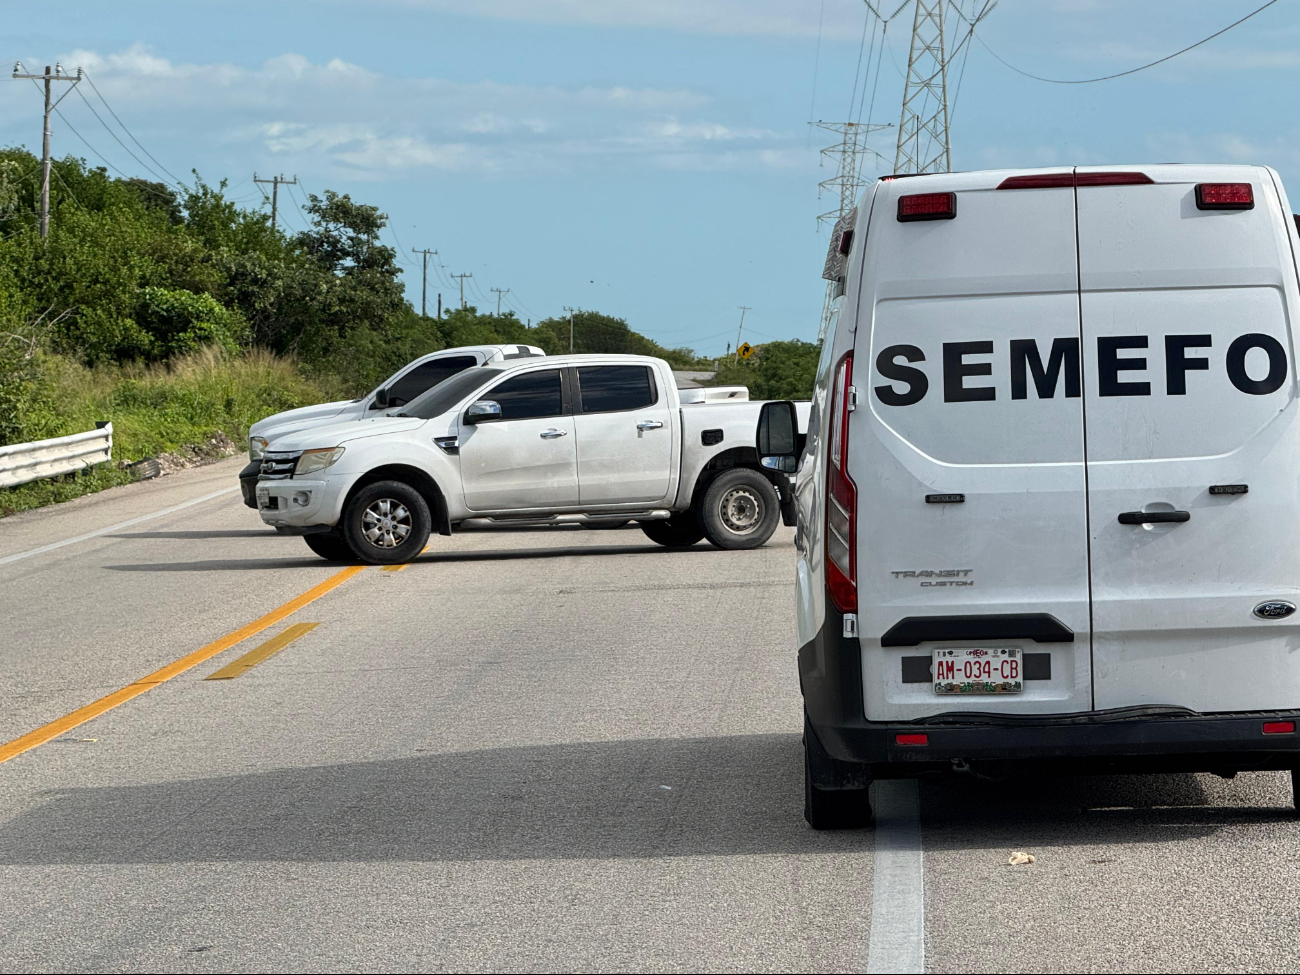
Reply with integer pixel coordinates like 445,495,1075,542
81,71,188,188
72,86,178,191
973,0,1279,85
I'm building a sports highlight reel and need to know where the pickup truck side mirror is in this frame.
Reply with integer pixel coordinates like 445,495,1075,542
370,387,390,410
756,400,798,473
464,399,502,425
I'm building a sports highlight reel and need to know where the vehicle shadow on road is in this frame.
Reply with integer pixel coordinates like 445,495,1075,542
102,558,333,572
106,530,283,540
0,734,873,865
919,771,1295,851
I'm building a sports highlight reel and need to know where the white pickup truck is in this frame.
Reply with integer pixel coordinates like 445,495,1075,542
254,353,809,563
238,343,546,506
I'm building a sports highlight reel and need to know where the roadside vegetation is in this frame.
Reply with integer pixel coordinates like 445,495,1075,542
0,147,814,516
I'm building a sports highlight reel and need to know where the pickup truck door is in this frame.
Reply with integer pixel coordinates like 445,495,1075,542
571,364,674,504
458,368,580,510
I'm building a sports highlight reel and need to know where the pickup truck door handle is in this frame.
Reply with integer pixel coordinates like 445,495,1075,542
1118,510,1190,525
637,420,664,430
539,428,567,439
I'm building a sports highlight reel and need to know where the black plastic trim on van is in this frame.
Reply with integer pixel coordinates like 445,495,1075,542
881,613,1074,647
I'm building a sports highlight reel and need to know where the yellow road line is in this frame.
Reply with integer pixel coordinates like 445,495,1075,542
203,622,320,680
0,565,365,766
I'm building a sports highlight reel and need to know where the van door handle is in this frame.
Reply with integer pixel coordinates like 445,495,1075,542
637,420,664,431
1118,510,1190,525
540,429,567,439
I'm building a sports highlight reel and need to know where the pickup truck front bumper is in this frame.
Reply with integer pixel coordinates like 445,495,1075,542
255,473,355,530
239,460,261,508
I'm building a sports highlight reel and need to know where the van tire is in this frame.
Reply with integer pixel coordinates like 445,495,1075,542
640,515,705,547
700,469,781,550
303,532,354,562
341,480,431,565
804,743,873,830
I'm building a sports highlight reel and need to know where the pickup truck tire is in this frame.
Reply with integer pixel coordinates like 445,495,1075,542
699,468,781,550
341,480,432,565
303,532,354,562
640,515,705,547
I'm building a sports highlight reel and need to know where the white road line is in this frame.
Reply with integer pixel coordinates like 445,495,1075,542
0,487,239,567
866,779,925,975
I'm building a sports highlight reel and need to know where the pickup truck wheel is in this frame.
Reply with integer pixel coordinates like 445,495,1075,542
303,532,354,562
640,515,705,547
700,468,780,550
341,480,431,565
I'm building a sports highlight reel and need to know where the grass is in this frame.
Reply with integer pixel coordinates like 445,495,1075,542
0,348,343,517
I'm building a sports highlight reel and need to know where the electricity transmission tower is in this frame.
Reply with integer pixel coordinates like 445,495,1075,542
253,173,298,230
413,248,436,317
12,63,82,238
894,0,996,174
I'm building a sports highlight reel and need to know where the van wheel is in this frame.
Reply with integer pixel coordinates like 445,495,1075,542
641,514,705,547
303,531,354,562
700,469,781,550
805,740,873,830
341,480,431,565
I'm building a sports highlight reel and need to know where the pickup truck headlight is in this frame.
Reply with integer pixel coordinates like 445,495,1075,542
294,446,346,476
249,436,269,461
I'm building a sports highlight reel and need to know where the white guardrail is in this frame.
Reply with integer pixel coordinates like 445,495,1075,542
0,423,113,488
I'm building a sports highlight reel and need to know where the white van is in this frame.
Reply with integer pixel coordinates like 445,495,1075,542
757,165,1300,828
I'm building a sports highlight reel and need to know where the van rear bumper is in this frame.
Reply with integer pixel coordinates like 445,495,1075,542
800,602,1300,780
813,709,1300,778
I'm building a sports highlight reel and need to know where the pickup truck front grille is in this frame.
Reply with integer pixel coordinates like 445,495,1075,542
260,452,300,480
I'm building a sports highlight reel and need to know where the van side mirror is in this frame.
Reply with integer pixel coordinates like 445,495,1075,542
371,387,390,410
464,400,502,425
757,400,798,473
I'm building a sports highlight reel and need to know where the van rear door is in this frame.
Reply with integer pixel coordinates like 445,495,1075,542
860,175,1092,718
1077,166,1300,712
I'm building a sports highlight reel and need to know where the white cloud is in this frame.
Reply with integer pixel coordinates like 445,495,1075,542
3,45,811,181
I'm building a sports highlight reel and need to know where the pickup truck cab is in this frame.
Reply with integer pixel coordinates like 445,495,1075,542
238,344,545,506
255,354,808,563
759,164,1300,828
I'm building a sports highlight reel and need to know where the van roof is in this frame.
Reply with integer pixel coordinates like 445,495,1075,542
870,163,1273,195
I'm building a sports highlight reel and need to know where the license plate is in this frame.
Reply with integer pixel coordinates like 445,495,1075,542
933,647,1022,694
256,487,274,509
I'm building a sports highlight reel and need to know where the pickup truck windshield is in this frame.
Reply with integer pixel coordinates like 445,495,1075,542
398,366,503,419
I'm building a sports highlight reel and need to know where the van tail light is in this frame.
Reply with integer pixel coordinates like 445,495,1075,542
826,352,857,613
1197,183,1254,210
838,229,854,254
896,733,928,746
1262,721,1295,735
998,172,1153,189
897,192,956,222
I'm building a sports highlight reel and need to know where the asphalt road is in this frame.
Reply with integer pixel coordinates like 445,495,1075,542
1,457,1298,973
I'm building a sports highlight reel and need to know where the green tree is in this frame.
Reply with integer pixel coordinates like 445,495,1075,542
712,339,821,400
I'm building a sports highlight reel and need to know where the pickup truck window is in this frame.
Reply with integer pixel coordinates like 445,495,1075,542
577,365,657,413
381,355,479,408
403,366,503,419
487,369,565,420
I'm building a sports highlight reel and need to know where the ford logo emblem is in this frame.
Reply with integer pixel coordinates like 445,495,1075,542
1254,601,1297,620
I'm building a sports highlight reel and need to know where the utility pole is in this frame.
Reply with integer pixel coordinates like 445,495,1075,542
437,293,442,319
451,273,473,310
563,306,576,353
490,287,510,316
413,248,437,317
253,173,298,230
12,63,82,239
734,306,751,363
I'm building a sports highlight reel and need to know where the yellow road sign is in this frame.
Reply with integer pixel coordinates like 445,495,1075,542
737,342,755,360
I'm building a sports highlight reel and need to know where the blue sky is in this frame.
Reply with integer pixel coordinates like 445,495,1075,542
3,1,1297,356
